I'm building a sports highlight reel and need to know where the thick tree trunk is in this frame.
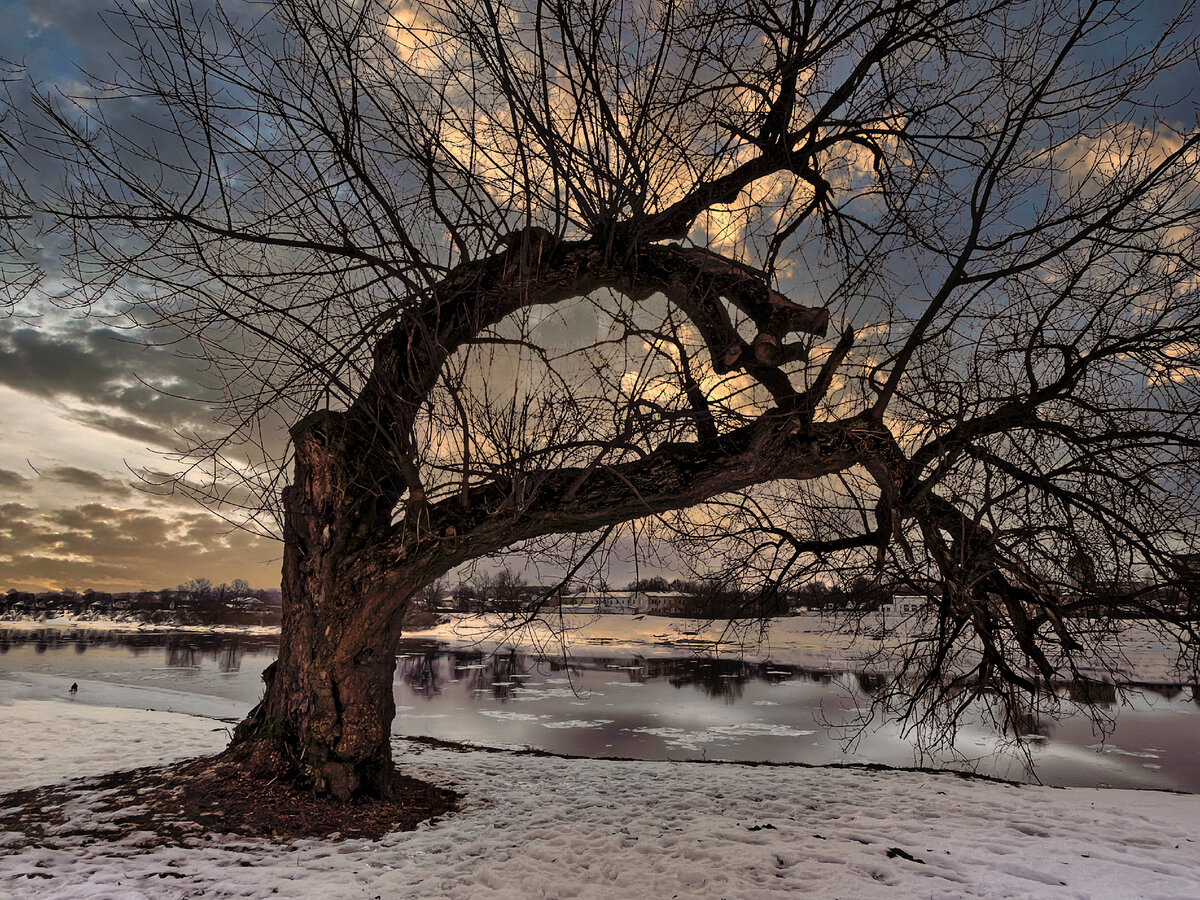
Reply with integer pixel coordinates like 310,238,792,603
224,411,411,800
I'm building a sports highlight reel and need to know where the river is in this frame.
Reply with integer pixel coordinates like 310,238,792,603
2,626,1198,792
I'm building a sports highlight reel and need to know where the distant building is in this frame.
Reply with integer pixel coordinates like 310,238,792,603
880,592,929,617
575,591,639,614
633,591,692,615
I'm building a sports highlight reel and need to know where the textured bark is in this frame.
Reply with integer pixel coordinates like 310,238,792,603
225,412,410,800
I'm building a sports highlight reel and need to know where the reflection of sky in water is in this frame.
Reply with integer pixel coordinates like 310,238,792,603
390,643,1200,792
0,629,275,704
3,629,1199,792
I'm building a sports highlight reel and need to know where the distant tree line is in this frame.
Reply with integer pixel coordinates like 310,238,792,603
409,570,896,617
2,580,282,626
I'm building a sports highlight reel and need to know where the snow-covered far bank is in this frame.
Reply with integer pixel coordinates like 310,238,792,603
0,614,280,637
405,612,1198,685
2,694,1200,900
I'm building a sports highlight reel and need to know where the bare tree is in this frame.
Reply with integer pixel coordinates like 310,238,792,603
476,568,529,613
0,59,39,314
20,0,1200,799
412,576,448,609
178,577,213,600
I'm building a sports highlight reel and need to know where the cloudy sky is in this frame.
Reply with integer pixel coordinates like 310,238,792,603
1,0,1196,593
0,324,282,591
1,1,283,591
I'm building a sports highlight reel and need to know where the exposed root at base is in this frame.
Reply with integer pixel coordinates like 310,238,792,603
0,755,460,849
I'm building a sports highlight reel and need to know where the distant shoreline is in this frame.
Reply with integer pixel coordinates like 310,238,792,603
0,614,281,635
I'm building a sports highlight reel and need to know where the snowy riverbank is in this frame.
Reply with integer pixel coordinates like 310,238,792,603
5,609,1195,687
2,687,1200,898
0,614,280,637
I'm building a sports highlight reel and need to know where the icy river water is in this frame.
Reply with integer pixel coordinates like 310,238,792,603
2,627,1199,793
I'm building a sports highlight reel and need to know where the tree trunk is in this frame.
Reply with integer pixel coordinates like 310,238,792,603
224,411,409,800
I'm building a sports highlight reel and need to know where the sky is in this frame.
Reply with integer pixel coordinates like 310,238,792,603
0,1,284,591
1,0,1197,593
0,328,283,590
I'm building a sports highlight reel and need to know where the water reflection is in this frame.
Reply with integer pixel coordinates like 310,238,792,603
1066,678,1118,705
388,641,1191,713
1141,683,1183,701
5,628,1200,790
437,648,537,701
0,628,276,673
999,694,1049,739
659,658,746,701
394,651,800,704
855,672,887,695
217,644,243,673
166,643,201,668
5,627,1195,713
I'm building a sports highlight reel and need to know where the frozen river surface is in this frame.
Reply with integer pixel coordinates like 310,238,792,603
2,626,1198,792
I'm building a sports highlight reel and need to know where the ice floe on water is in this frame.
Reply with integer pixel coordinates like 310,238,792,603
511,687,594,701
477,710,544,722
628,722,818,753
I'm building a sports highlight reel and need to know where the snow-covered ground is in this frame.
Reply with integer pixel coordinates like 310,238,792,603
3,676,1200,899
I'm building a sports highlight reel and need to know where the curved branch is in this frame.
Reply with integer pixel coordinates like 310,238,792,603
379,412,878,576
343,236,831,518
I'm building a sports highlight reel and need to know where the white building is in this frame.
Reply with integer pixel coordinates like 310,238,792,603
880,593,929,617
633,591,692,615
575,592,639,614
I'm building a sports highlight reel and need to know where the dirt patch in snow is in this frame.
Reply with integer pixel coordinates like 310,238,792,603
0,755,459,849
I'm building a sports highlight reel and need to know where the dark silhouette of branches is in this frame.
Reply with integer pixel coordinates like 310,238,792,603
13,0,1200,795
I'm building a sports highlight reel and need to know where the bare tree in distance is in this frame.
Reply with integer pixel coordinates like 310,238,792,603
19,0,1200,799
475,568,530,613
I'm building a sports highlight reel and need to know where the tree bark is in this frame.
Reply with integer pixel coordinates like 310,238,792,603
224,411,410,800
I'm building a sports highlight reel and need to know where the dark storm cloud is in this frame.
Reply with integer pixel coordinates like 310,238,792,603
2,0,274,289
2,1,128,80
1,1,170,213
0,322,218,447
39,466,134,496
5,0,274,82
64,410,182,450
0,501,279,591
0,466,30,489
